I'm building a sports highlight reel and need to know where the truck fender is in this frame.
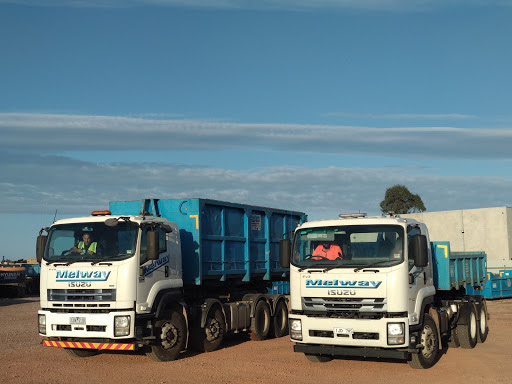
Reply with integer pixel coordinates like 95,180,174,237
198,298,226,328
266,294,288,315
155,290,187,319
428,307,443,350
417,296,434,326
455,298,477,326
242,293,269,317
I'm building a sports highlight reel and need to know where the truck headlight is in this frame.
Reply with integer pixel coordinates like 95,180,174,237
38,314,46,335
114,316,130,337
289,318,302,341
387,322,405,345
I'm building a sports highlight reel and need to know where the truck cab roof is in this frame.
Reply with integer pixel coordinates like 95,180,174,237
296,215,422,230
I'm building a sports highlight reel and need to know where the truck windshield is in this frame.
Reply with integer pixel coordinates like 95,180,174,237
44,222,139,263
291,225,405,269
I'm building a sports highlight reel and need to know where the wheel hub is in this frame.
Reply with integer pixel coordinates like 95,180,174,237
421,325,435,358
160,322,178,350
205,318,221,341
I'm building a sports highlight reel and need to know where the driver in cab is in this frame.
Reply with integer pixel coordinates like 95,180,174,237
313,242,342,260
69,233,97,255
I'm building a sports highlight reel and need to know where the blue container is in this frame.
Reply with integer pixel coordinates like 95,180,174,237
109,198,306,286
268,280,290,295
431,242,486,291
466,271,512,299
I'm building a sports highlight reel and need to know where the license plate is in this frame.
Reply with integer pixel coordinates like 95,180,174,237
334,327,354,335
70,317,86,325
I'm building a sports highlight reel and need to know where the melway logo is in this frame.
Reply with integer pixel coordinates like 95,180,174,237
56,270,111,281
306,279,382,288
143,255,170,276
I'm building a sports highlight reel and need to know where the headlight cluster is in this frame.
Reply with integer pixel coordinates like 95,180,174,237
38,314,46,335
114,316,131,337
289,318,302,341
387,322,405,345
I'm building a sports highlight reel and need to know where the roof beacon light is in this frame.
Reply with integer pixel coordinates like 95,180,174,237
339,213,367,219
92,210,112,216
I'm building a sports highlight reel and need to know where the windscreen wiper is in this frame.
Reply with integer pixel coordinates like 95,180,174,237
354,260,391,272
90,260,113,266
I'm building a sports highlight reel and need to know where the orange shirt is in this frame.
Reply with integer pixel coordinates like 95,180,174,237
313,244,343,260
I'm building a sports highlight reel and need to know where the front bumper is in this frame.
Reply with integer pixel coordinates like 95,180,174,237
294,343,410,360
289,314,410,349
39,309,135,339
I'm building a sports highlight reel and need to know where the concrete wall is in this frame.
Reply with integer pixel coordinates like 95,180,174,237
403,207,512,265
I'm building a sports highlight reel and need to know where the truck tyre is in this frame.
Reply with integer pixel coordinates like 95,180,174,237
456,302,478,349
476,300,489,343
192,307,226,353
65,348,99,358
272,300,289,338
305,354,332,363
250,300,271,341
147,311,186,362
408,314,439,369
447,327,460,348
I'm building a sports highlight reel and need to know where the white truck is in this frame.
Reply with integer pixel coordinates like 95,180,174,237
36,198,305,361
279,214,489,369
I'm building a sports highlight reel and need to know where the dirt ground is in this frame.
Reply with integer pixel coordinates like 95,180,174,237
1,296,511,384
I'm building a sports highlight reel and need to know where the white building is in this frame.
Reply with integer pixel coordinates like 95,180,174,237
403,207,512,272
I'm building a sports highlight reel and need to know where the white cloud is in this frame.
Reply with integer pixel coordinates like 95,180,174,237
1,152,511,219
1,113,511,159
325,112,477,120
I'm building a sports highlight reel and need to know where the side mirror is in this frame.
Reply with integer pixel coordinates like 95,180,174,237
146,230,160,261
410,234,428,268
279,239,291,268
36,235,47,263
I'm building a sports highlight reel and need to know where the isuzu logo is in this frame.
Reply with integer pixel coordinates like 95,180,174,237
56,270,111,282
305,279,382,288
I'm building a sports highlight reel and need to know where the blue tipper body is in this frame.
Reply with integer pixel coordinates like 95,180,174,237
431,241,487,290
109,198,307,287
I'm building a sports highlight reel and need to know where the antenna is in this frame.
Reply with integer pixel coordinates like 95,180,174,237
53,209,58,223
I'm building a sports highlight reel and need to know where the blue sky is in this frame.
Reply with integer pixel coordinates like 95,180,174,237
1,0,512,260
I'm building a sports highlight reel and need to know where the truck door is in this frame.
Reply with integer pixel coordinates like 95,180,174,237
407,226,433,321
137,226,181,305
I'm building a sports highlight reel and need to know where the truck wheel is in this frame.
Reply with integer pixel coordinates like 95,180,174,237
147,311,186,362
408,314,439,369
65,348,99,358
305,354,332,363
272,300,289,338
250,300,271,341
192,307,226,353
476,300,489,343
456,303,478,349
447,327,460,348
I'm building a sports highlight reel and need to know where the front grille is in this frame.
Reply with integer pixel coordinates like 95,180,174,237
48,289,116,302
303,297,386,313
87,325,107,332
308,330,380,340
52,325,107,332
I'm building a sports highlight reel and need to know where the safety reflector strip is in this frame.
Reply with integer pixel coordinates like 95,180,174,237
42,340,134,350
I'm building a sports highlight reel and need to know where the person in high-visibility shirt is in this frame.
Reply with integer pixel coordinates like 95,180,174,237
312,242,342,260
70,233,98,255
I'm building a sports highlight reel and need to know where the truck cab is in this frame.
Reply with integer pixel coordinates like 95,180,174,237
37,211,179,355
282,214,487,368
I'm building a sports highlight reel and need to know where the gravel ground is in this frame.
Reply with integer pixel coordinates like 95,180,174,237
1,296,511,384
